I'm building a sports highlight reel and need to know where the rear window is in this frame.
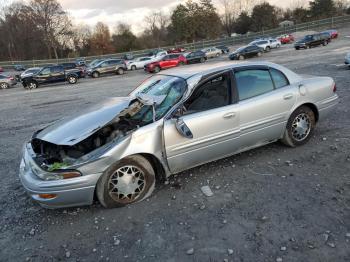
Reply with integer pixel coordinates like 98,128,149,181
270,68,289,88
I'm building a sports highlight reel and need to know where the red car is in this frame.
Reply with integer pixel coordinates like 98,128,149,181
323,29,338,39
144,54,187,73
278,34,294,44
0,67,3,72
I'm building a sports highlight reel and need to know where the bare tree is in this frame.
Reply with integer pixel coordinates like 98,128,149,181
29,0,72,59
144,11,169,46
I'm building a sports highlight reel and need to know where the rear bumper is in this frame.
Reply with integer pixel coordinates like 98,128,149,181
19,143,101,208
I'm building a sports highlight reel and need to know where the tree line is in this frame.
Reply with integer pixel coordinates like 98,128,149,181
0,0,349,61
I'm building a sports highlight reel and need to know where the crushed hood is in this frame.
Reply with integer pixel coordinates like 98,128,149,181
35,97,131,146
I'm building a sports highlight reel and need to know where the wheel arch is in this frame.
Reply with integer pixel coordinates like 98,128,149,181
293,103,319,122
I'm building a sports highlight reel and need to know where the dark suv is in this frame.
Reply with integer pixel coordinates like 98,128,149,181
59,62,86,78
186,51,207,64
21,65,80,89
87,59,127,78
294,34,327,50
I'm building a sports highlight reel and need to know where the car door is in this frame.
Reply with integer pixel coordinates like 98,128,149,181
233,66,297,151
35,67,52,84
50,66,65,83
98,61,109,74
163,71,241,173
161,55,172,68
106,60,118,73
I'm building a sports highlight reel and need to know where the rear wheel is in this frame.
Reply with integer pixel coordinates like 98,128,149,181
131,65,137,71
257,52,262,57
92,71,100,78
265,46,271,52
216,53,220,57
281,106,316,147
96,155,156,208
200,57,205,63
116,68,125,75
67,75,77,84
0,82,9,89
238,55,245,60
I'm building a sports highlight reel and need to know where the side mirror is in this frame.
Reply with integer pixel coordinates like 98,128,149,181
175,118,193,139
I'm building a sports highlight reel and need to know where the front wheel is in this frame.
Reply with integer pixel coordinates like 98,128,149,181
92,71,100,78
257,52,262,57
153,66,160,73
131,65,137,71
96,155,156,208
238,55,245,60
27,81,38,89
200,57,205,63
281,106,316,147
0,82,9,89
265,46,271,52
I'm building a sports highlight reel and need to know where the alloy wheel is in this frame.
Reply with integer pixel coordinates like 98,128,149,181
291,113,311,141
0,83,8,89
108,165,146,203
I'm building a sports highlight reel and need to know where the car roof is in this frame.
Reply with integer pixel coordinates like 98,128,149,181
160,61,282,79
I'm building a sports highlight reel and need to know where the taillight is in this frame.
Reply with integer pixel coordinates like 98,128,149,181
8,76,14,80
333,83,336,93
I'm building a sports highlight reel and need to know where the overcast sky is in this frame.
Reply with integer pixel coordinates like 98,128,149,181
58,0,306,34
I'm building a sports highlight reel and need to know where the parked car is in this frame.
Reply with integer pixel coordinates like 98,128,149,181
323,29,338,39
294,34,327,50
88,59,103,68
21,65,80,89
229,45,263,60
269,39,282,48
18,61,338,208
126,57,154,70
216,45,230,54
278,34,294,44
249,40,271,52
59,62,86,78
121,53,134,61
201,47,222,58
148,49,168,58
75,58,86,66
320,32,331,44
0,74,16,89
0,66,3,72
185,51,207,64
144,54,187,73
167,47,186,54
14,64,26,71
345,52,350,67
87,59,127,78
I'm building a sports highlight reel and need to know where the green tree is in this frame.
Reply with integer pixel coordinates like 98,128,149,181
309,0,336,19
292,7,310,23
250,2,278,32
233,12,252,34
111,23,139,52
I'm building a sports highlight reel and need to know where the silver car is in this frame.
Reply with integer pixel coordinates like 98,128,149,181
345,52,350,67
201,47,222,58
0,74,17,89
19,62,338,208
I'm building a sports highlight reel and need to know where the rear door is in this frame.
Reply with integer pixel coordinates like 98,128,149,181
50,66,65,82
163,71,240,173
233,66,297,151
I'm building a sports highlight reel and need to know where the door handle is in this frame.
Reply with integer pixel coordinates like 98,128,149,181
283,94,293,100
223,112,236,119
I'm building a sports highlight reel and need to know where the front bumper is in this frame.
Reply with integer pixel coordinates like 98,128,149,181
19,143,102,208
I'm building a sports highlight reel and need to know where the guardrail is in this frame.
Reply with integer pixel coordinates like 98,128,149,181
0,15,349,68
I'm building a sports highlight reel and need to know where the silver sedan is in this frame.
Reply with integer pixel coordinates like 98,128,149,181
19,62,338,208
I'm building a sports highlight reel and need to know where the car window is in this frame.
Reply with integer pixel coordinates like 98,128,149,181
0,75,5,79
51,66,62,74
40,68,51,75
185,73,230,113
108,60,120,65
100,62,108,67
270,68,289,88
235,69,274,101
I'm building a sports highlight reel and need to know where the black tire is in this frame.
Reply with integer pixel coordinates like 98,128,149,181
238,55,245,60
257,52,262,57
178,61,185,66
0,82,9,89
200,57,205,63
265,46,271,52
295,47,300,50
67,75,77,84
116,68,125,75
27,81,38,89
92,71,100,78
281,106,316,147
131,65,137,71
96,155,156,208
216,53,220,57
153,66,160,73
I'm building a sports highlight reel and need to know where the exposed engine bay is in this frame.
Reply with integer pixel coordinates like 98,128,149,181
31,99,153,170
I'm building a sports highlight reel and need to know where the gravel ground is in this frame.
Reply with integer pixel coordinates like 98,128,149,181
0,28,349,262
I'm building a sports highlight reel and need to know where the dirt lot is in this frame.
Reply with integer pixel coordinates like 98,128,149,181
0,28,349,262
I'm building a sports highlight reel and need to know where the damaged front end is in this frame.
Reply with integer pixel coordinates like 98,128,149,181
30,97,157,174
